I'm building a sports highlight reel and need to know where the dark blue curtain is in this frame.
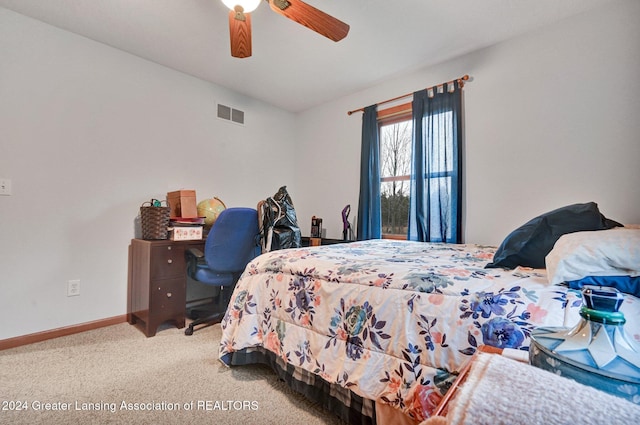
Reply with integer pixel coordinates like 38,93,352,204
356,105,382,240
408,86,462,243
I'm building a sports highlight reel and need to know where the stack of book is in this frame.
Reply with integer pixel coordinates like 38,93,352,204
168,217,204,240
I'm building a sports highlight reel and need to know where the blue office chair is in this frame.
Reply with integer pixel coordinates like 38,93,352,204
184,207,260,335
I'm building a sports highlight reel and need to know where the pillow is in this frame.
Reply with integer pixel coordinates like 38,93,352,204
485,202,620,269
545,228,640,297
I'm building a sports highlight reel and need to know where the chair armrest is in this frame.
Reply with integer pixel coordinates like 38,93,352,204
186,247,204,259
185,247,204,280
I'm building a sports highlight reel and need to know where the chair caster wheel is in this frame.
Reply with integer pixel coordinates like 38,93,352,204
185,327,194,336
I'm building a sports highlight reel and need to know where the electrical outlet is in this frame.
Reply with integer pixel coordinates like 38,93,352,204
0,178,11,196
67,280,80,297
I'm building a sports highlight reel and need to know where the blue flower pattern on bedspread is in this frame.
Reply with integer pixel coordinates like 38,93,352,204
219,240,583,422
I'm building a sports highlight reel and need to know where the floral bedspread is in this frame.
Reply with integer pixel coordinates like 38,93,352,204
219,240,583,422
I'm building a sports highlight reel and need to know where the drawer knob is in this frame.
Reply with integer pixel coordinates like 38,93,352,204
167,259,173,264
167,246,172,251
167,292,172,298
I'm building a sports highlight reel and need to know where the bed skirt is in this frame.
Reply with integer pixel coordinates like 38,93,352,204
221,347,376,424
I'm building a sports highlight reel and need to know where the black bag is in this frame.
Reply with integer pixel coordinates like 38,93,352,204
259,186,301,252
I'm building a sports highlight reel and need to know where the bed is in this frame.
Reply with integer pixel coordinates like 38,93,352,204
219,204,640,424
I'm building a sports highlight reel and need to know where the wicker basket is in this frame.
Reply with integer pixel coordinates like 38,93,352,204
140,199,170,240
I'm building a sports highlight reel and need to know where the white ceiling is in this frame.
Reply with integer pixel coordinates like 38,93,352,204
0,0,615,112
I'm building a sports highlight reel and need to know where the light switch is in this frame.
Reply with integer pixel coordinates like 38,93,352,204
0,178,12,196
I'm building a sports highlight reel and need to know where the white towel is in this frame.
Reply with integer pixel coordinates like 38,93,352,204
422,353,640,425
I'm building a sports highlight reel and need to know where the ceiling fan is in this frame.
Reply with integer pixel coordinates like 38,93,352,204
221,0,350,58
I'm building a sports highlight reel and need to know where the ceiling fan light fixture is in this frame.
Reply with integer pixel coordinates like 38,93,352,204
221,0,261,14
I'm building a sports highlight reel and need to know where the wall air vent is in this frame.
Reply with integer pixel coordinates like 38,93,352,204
217,103,245,125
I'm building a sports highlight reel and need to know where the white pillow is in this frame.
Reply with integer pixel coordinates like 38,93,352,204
546,228,640,285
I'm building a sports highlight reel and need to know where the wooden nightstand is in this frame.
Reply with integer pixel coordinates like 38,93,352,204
300,236,352,247
127,238,205,337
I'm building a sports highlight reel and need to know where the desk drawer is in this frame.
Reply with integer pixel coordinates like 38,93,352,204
151,278,185,316
150,245,185,279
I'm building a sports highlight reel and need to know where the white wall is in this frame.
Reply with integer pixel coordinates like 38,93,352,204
2,0,640,341
0,8,297,340
294,0,640,244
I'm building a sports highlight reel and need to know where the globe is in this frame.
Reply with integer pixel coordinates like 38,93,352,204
197,197,227,228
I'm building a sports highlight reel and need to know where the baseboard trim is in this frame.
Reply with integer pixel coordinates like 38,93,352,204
0,315,127,351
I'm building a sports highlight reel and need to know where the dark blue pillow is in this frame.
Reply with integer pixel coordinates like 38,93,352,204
485,202,620,270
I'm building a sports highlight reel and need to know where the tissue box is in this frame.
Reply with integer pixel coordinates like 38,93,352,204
167,190,197,218
169,226,203,241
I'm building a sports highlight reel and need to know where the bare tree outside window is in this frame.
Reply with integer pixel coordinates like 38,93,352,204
380,120,412,236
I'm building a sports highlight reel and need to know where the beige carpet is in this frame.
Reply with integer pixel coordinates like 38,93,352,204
0,322,348,425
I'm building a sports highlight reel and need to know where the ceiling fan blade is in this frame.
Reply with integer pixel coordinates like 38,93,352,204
229,9,252,58
269,0,349,42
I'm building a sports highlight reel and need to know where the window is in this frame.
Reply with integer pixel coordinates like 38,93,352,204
378,103,413,239
378,102,457,240
357,85,462,242
379,104,412,238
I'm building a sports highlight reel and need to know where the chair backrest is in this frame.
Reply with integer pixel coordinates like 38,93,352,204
203,207,260,273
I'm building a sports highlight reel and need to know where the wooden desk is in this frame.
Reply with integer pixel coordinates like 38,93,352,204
127,238,205,337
